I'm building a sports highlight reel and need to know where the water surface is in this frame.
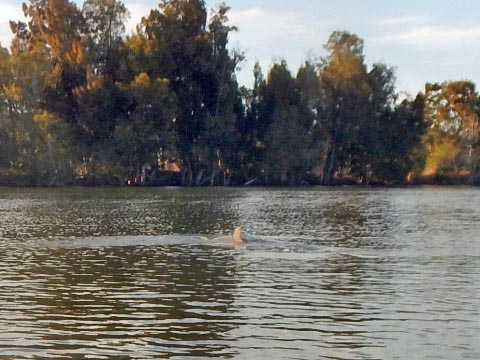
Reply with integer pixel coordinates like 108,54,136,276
0,187,479,359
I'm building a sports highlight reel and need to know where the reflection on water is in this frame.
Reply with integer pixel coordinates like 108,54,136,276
0,187,479,359
0,244,239,358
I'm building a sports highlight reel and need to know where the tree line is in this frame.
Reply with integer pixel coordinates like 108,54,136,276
0,0,479,186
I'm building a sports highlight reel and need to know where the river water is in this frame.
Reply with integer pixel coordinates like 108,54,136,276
0,187,479,359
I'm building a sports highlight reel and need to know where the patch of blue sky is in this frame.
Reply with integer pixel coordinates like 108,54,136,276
2,0,478,95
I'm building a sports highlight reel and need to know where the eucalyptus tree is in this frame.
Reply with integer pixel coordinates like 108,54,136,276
238,62,266,180
11,0,87,62
82,0,129,78
353,62,397,183
424,81,480,181
135,0,243,185
196,3,244,185
318,31,426,185
9,0,133,182
368,95,426,184
3,18,78,184
114,73,176,182
0,47,16,171
10,0,90,174
137,0,211,184
71,0,131,179
260,61,314,185
10,0,89,120
319,31,371,185
297,60,325,179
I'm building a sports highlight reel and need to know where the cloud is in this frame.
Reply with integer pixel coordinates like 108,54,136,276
124,2,153,35
372,24,480,49
376,15,433,27
0,1,152,48
229,7,331,45
0,1,24,49
372,14,480,49
227,7,332,86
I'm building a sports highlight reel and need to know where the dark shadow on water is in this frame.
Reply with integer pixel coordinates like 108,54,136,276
0,244,243,358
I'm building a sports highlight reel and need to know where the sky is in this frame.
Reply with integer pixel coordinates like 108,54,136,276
1,0,480,95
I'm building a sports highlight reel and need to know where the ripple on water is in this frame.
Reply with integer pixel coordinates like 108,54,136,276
0,187,479,359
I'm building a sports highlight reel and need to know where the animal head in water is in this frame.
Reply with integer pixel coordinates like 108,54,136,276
233,227,243,243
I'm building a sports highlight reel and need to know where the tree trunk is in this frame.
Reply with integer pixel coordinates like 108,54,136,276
322,114,341,186
140,165,147,184
135,165,141,184
223,171,229,186
281,168,288,186
323,145,336,185
195,169,204,186
182,161,193,186
469,148,478,185
209,164,217,186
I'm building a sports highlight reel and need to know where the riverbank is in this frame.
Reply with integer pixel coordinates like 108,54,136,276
1,171,479,187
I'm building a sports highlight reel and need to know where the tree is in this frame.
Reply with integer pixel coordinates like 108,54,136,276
138,0,210,184
12,0,88,63
261,61,313,185
82,0,130,78
114,73,175,182
354,63,397,183
1,2,465,187
194,3,244,185
11,0,90,156
319,31,371,185
1,36,76,184
0,46,16,171
135,0,244,185
297,60,325,179
423,81,480,182
237,62,266,180
369,95,426,184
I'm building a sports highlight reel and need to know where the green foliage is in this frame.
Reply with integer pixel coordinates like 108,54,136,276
115,73,175,175
423,81,480,182
319,31,371,184
0,1,477,186
261,61,313,185
367,95,427,184
83,0,129,77
427,141,461,174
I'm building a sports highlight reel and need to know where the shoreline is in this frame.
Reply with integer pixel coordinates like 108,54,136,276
1,171,478,188
0,180,478,189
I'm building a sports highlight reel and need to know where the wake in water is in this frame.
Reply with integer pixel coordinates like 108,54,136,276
38,232,325,255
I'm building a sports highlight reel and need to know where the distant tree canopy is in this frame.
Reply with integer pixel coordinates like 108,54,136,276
0,0,478,186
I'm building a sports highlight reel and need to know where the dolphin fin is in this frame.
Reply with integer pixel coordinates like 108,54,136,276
232,227,244,243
